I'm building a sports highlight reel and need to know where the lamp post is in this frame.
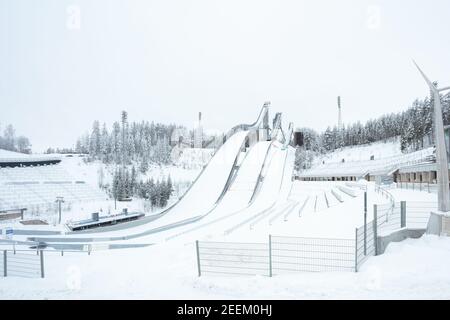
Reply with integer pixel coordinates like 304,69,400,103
414,61,450,212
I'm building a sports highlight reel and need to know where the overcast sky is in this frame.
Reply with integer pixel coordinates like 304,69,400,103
1,0,450,152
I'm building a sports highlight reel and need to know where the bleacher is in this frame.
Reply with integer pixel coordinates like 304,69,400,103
0,164,107,212
298,147,435,180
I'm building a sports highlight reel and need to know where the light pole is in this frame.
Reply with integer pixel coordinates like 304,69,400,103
55,196,65,224
414,61,450,212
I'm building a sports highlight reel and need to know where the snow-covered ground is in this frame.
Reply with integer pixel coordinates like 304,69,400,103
1,137,449,300
300,138,434,178
313,137,402,165
1,234,449,299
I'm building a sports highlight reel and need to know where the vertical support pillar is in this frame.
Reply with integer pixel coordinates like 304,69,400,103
3,250,6,277
401,201,406,228
269,235,273,277
40,250,44,278
195,240,201,277
373,204,378,256
364,192,367,255
354,228,358,272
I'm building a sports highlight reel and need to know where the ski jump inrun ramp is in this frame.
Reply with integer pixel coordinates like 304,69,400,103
28,105,296,245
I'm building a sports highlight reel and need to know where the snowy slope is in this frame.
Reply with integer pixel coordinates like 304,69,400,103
301,138,434,178
160,141,272,240
25,130,249,241
162,143,293,243
314,137,402,165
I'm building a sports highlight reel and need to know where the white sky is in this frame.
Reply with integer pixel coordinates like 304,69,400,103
1,0,450,152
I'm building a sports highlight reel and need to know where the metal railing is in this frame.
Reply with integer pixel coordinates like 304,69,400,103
1,249,44,278
345,182,368,191
396,181,439,193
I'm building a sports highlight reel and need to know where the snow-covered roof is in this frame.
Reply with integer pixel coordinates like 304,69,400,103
397,161,438,174
0,148,61,165
298,147,435,178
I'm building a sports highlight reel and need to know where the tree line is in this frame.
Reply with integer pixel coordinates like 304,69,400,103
109,166,174,209
0,124,32,154
295,92,450,170
74,111,180,172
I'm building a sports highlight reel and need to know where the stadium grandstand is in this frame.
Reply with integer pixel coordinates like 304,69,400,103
0,149,107,214
296,146,436,184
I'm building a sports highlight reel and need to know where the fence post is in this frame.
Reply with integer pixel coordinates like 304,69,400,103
428,182,430,193
40,250,44,278
401,201,406,228
364,192,367,255
373,204,378,256
354,228,358,272
195,240,201,277
269,235,273,277
3,250,6,277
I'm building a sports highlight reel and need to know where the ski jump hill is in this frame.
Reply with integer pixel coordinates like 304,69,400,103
25,103,296,246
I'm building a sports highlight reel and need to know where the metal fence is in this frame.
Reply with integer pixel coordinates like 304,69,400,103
195,200,437,277
1,250,44,278
196,241,270,276
396,181,439,193
196,235,356,276
271,235,355,273
355,220,376,271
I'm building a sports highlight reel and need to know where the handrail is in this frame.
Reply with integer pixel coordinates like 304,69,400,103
248,141,277,203
225,102,269,140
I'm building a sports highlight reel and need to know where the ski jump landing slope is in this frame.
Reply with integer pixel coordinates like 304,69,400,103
161,140,272,241
27,130,250,243
165,142,295,242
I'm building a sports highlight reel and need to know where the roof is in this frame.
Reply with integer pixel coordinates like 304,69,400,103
397,161,438,174
0,149,61,167
297,147,435,178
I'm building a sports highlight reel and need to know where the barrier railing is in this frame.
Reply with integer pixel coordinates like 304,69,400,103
396,181,439,193
0,249,44,278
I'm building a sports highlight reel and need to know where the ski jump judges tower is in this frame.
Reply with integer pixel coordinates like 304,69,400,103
414,61,450,236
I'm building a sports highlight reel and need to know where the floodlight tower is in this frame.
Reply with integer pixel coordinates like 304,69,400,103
337,96,342,130
414,61,450,212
